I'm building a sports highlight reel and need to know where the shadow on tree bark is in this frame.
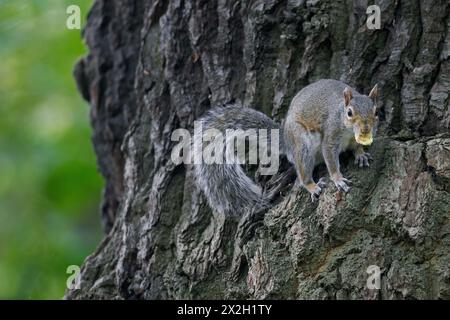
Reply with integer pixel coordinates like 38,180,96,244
67,0,450,299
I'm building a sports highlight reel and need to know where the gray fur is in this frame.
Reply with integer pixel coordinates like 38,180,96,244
284,79,378,199
194,79,378,214
193,104,280,217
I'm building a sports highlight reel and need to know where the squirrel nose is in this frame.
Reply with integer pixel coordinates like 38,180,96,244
361,125,370,135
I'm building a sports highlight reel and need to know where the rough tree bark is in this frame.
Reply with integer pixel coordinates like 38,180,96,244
67,0,450,299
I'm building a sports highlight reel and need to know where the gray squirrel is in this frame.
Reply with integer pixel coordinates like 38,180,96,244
193,79,379,216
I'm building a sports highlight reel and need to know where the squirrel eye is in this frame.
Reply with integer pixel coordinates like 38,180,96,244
347,109,353,117
374,109,379,117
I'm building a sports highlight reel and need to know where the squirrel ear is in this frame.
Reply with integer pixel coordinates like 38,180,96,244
343,87,353,106
369,84,378,100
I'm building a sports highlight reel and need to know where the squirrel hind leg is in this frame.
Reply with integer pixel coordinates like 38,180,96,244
290,132,327,201
304,178,327,201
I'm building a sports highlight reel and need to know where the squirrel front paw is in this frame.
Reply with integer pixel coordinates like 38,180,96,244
305,177,327,202
332,176,351,193
354,152,372,168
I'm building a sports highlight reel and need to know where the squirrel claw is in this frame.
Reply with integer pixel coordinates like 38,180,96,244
309,179,327,202
317,177,328,189
354,152,372,168
310,189,322,202
342,177,352,185
333,177,351,193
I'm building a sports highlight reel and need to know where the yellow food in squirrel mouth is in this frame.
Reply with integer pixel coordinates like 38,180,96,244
356,135,373,146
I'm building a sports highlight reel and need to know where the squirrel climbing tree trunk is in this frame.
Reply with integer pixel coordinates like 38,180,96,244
67,0,450,299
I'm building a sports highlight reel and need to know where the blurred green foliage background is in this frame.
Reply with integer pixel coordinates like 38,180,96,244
0,0,102,298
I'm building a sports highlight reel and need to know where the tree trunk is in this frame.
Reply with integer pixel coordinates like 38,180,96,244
67,0,450,299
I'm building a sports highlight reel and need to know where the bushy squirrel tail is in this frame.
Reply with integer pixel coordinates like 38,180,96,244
193,104,281,217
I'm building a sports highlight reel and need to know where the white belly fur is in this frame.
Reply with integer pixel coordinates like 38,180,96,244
314,130,354,165
340,129,355,152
